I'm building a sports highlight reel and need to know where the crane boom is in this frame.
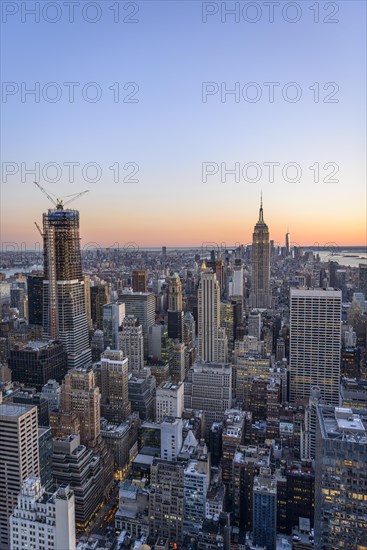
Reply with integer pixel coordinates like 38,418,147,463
63,190,89,206
34,181,58,207
34,182,89,209
34,221,43,236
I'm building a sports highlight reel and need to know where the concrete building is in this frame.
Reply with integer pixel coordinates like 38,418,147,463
40,379,61,413
184,456,210,527
160,417,183,461
184,361,232,438
149,459,185,545
314,405,367,549
169,340,186,383
119,315,144,375
100,349,131,423
290,288,342,405
119,292,155,357
0,403,40,549
59,367,100,447
156,381,184,423
197,269,220,362
52,435,104,531
9,477,76,550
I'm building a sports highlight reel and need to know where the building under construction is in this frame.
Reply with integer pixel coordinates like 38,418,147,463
37,185,91,369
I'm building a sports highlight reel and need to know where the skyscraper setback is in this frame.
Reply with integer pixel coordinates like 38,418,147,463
249,198,271,309
42,204,91,369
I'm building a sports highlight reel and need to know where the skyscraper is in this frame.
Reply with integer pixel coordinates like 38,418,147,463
290,288,341,405
249,198,271,309
315,405,367,548
252,468,277,550
359,263,367,296
27,274,44,326
285,231,291,256
59,367,100,447
198,269,220,362
0,404,40,548
100,349,131,423
119,292,155,357
119,315,144,375
168,273,182,311
132,270,147,293
42,205,91,369
168,273,184,342
102,302,125,349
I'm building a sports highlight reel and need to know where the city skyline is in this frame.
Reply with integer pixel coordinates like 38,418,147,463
2,190,366,249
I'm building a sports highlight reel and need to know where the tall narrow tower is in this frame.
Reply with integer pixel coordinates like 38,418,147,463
198,269,220,362
249,197,271,309
42,202,91,369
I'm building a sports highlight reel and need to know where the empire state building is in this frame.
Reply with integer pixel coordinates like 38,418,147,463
249,198,271,309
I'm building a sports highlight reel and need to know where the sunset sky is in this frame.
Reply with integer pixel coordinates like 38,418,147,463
1,1,366,248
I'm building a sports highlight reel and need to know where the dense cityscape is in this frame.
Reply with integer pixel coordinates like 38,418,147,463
0,188,366,550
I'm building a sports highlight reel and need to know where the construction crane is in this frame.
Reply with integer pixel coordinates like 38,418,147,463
34,181,89,210
34,221,43,236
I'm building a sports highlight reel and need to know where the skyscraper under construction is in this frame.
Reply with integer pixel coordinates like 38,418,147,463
42,200,91,369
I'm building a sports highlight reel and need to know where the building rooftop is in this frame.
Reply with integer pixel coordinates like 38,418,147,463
318,405,367,443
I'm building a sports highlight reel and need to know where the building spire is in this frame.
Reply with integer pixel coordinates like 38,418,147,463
259,193,264,223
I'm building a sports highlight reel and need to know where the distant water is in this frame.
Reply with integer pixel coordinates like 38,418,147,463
0,265,43,277
317,251,367,268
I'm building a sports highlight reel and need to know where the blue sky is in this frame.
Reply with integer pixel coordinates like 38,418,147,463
1,0,366,246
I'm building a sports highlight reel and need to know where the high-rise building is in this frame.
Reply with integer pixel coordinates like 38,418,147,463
42,206,91,369
198,269,220,362
248,311,261,339
119,315,144,375
41,379,61,412
167,273,184,342
285,231,291,256
0,403,40,548
359,263,367,296
90,283,110,330
27,274,44,326
8,340,67,390
38,426,53,492
132,270,147,293
102,302,125,349
9,477,76,550
168,273,182,311
128,374,156,421
184,361,232,438
249,198,271,309
169,340,186,383
83,274,92,330
315,405,367,549
59,367,100,447
161,417,183,461
119,292,155,357
149,458,185,545
52,434,105,531
100,349,131,423
184,455,210,526
156,381,184,422
252,468,277,550
290,288,341,405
